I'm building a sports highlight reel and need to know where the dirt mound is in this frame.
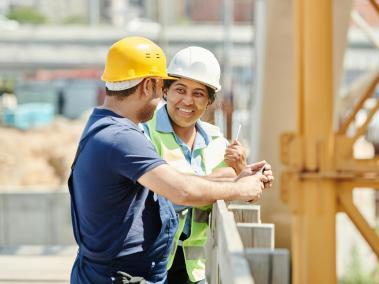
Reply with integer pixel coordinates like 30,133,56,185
0,116,86,189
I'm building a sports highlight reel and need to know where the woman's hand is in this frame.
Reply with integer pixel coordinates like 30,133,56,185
224,140,247,174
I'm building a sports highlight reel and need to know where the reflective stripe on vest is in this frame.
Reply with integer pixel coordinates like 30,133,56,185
193,207,210,224
183,245,205,260
146,110,227,282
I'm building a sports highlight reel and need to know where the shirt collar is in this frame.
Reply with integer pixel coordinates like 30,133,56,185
92,107,141,130
155,105,211,147
155,104,174,133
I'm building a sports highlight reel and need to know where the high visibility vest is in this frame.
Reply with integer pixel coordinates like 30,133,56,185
146,111,228,282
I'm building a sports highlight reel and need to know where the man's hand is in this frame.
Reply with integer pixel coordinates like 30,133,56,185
236,160,274,190
234,166,254,180
235,174,265,203
224,140,247,174
252,161,274,189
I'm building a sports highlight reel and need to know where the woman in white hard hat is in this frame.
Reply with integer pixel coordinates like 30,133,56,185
143,46,273,284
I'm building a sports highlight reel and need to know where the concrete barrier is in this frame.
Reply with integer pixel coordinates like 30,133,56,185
0,188,75,246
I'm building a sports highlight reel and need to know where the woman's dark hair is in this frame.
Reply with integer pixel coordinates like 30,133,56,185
164,79,216,104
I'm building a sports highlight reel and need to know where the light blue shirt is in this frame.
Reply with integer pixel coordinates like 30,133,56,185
142,105,216,237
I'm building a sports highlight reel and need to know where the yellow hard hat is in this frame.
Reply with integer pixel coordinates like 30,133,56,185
101,36,175,82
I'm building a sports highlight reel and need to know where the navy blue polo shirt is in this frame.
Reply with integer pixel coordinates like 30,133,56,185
72,108,167,259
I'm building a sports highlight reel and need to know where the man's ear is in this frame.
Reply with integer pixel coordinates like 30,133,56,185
141,78,151,97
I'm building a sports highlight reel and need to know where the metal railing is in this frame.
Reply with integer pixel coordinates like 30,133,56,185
205,200,290,284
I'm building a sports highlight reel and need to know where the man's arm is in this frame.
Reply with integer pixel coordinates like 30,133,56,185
209,161,275,188
138,164,264,207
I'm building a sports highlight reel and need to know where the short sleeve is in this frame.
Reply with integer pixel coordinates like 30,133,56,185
222,136,229,147
110,128,166,182
217,137,230,169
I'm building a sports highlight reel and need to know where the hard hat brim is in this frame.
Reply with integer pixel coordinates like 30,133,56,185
161,75,178,80
168,73,221,92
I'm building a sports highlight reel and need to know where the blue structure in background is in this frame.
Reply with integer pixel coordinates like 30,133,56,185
3,103,55,130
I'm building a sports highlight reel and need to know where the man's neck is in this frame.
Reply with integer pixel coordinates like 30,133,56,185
102,97,140,124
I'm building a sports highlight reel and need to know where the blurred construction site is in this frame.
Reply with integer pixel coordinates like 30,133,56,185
0,0,378,283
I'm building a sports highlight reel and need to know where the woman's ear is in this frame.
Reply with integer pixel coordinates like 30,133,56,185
206,98,212,108
162,88,168,101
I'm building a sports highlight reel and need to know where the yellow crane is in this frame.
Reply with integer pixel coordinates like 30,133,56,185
281,0,379,283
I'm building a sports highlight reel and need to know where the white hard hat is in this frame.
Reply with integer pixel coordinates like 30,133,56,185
167,46,221,92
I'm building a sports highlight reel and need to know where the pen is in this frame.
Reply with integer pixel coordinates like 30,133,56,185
235,124,242,141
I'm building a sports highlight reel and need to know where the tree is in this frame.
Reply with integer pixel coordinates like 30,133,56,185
6,6,46,25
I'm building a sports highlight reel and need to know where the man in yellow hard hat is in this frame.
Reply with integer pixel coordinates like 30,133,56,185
68,36,271,284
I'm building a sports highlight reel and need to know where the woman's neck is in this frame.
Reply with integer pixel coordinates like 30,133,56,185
172,123,197,150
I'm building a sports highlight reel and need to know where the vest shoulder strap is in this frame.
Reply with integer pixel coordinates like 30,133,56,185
199,121,223,139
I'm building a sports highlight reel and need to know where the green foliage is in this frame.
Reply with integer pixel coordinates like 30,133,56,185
6,6,46,25
0,79,15,94
62,15,87,25
177,16,192,26
339,244,378,284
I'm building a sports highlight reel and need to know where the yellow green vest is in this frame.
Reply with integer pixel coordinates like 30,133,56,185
146,110,228,282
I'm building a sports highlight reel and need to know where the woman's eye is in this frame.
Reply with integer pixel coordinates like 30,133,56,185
194,92,205,97
176,88,185,94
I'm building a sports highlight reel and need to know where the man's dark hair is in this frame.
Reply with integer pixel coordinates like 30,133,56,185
163,79,216,104
105,83,140,100
105,79,162,100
